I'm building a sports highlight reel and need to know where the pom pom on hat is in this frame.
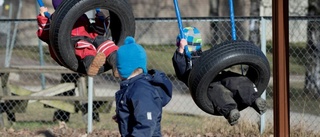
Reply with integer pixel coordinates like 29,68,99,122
124,36,136,44
116,36,147,79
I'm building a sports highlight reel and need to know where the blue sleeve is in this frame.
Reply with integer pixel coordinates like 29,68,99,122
130,85,162,137
172,50,191,86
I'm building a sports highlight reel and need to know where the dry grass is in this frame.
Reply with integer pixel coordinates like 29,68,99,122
0,103,320,136
161,112,320,137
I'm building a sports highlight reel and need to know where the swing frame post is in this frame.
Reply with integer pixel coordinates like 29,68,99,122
87,77,94,133
272,0,290,136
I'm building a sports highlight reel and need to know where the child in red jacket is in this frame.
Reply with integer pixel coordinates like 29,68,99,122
36,0,118,76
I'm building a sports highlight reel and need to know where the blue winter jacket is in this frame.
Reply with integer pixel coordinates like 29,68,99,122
115,69,173,137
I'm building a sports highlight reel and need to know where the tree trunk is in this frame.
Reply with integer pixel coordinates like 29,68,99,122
209,0,251,45
209,0,219,46
249,0,261,47
233,0,250,41
305,0,320,98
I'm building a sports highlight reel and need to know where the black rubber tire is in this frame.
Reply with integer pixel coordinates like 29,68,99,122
49,0,135,73
188,40,270,115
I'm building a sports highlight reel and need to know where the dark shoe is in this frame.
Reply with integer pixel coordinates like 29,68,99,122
107,51,119,77
87,52,106,76
251,97,267,115
228,109,240,126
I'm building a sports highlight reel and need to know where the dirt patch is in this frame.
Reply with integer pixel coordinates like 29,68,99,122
0,121,121,137
0,121,268,137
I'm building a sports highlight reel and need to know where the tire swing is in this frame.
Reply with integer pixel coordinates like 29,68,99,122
188,40,270,115
49,0,135,74
173,0,270,115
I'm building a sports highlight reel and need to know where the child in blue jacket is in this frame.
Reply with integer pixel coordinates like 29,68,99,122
172,27,267,126
114,36,172,136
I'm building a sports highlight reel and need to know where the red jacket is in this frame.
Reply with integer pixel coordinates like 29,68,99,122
37,13,107,65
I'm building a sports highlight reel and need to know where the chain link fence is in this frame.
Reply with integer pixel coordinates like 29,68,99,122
0,16,320,134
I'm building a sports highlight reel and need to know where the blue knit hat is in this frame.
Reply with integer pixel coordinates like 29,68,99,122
117,36,147,79
183,26,202,48
176,27,202,58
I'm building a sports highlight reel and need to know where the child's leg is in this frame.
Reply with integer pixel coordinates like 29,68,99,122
223,76,267,114
251,97,267,114
74,39,106,76
87,52,107,76
93,36,119,77
105,51,118,77
208,82,240,125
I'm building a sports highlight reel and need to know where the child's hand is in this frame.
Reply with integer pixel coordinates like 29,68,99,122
178,39,187,54
39,7,48,17
112,115,118,123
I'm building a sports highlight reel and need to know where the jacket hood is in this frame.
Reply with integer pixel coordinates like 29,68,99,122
147,69,172,106
120,69,172,106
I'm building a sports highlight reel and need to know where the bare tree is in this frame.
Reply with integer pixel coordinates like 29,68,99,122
209,0,220,46
209,0,251,45
233,0,250,41
305,0,320,98
129,0,173,41
130,0,172,18
249,0,261,46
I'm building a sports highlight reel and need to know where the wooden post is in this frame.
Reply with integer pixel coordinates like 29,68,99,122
0,67,114,127
0,73,11,127
272,0,290,136
0,73,6,127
